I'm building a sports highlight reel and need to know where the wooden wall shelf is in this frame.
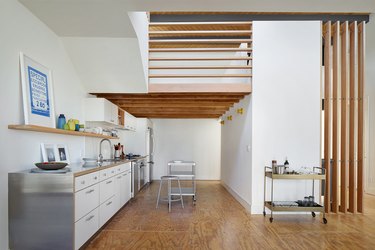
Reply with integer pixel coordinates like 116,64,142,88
8,125,119,139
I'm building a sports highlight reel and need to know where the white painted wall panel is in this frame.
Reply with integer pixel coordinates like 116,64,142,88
251,21,321,213
152,119,221,180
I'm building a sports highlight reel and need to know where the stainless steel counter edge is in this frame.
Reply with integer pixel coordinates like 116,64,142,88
12,157,149,177
73,159,134,177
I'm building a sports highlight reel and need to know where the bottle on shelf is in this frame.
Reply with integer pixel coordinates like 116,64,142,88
284,157,290,173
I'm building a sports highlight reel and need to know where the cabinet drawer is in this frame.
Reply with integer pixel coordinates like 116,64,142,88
123,162,131,172
114,164,125,174
75,184,100,222
75,207,99,250
99,196,116,227
99,167,116,181
75,172,99,192
100,176,115,204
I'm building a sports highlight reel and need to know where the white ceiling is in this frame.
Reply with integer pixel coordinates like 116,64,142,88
19,0,375,38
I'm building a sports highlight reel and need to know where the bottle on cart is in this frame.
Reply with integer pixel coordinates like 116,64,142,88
284,157,289,173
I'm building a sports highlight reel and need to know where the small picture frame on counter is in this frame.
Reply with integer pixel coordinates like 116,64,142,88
41,143,58,162
56,144,70,164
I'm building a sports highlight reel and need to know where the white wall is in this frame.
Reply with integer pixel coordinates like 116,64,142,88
152,119,221,180
251,21,321,213
61,37,147,93
0,0,87,249
221,95,253,211
365,15,375,195
128,12,149,85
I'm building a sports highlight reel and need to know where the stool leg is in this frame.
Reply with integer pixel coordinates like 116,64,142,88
156,179,163,209
177,178,184,209
168,179,171,212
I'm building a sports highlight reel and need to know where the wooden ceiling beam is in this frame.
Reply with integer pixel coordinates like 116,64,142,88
135,114,220,119
149,74,251,78
149,21,252,26
149,48,252,53
149,57,251,61
149,39,252,44
149,65,252,70
124,107,229,112
114,99,238,104
150,44,242,48
117,102,233,108
149,30,251,36
93,93,246,98
148,84,251,93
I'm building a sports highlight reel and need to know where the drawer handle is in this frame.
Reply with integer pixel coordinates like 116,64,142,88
123,173,127,176
106,180,113,184
106,201,112,206
86,189,95,194
81,180,85,185
103,173,107,176
85,215,95,221
117,176,122,179
94,176,98,180
111,170,115,173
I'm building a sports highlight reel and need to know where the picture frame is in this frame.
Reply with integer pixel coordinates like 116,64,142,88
20,52,56,128
41,143,58,162
56,144,70,164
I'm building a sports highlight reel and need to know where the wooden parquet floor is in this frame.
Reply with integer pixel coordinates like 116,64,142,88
85,181,375,250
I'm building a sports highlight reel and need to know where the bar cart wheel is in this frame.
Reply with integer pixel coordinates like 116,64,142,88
311,212,316,217
269,217,273,223
323,218,327,224
263,211,266,216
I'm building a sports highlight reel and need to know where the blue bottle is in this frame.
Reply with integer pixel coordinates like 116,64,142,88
57,114,66,129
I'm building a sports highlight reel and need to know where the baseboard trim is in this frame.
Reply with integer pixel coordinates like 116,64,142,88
220,181,252,213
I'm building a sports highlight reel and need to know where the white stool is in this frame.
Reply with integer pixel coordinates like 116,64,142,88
156,175,184,212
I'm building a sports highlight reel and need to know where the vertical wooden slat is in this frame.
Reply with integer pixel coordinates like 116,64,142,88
348,21,358,213
340,21,349,213
324,22,332,213
331,22,340,213
357,21,365,213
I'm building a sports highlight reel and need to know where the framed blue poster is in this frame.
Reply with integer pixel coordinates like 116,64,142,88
20,52,56,128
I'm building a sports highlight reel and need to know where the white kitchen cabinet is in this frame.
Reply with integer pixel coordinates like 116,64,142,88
75,183,100,222
75,171,99,192
75,207,99,250
124,111,137,131
9,162,135,250
99,195,116,227
114,173,123,210
100,176,115,204
84,98,118,126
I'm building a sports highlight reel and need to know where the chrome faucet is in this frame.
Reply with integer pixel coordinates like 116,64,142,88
98,139,112,162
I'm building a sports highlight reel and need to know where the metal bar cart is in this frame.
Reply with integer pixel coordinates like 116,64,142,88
263,166,327,224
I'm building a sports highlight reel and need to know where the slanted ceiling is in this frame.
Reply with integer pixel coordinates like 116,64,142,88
92,93,249,118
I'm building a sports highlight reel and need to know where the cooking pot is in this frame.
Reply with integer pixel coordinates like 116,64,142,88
273,165,286,175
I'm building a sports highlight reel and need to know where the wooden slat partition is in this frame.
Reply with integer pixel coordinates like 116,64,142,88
357,21,365,213
323,20,365,214
340,21,349,213
323,21,332,213
348,21,358,213
331,22,340,213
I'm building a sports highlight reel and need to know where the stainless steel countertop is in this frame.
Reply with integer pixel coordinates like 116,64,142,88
13,156,147,177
